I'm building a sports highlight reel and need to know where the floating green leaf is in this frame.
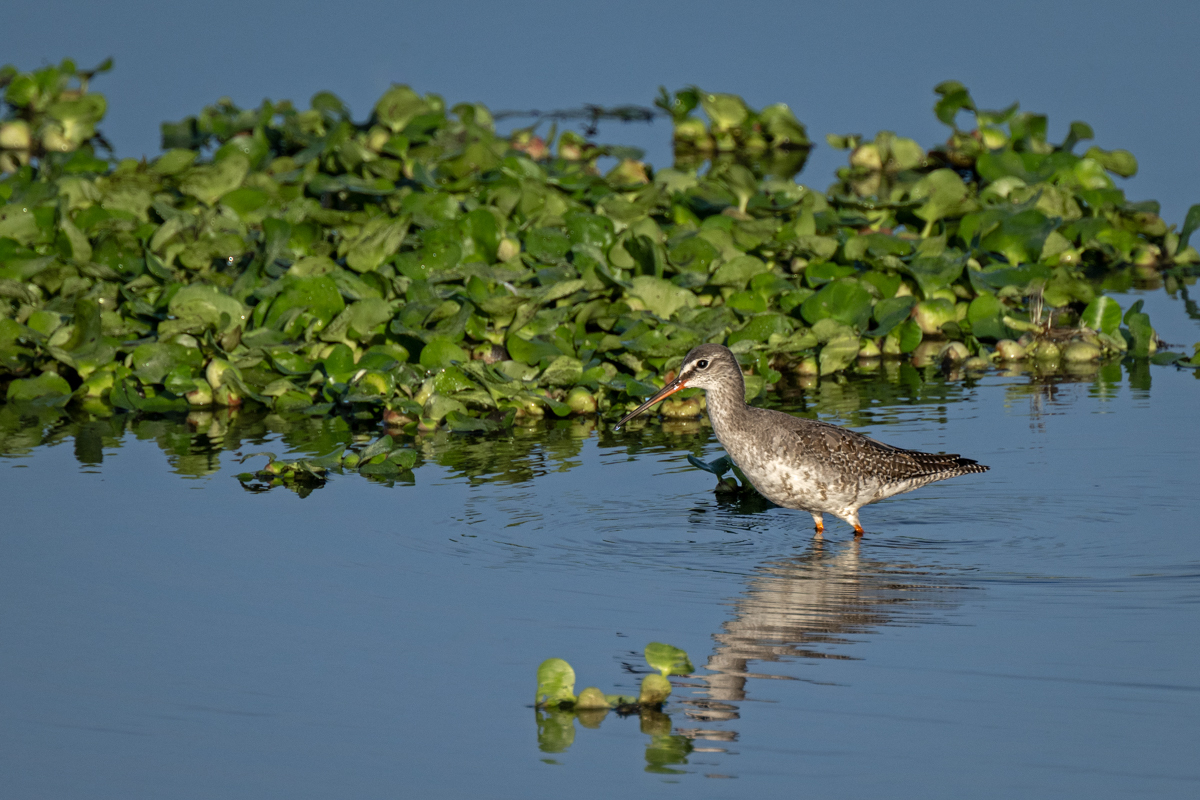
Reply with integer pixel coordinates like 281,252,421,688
265,275,345,335
535,658,576,707
728,313,790,348
645,642,693,676
629,275,697,320
711,255,769,288
6,371,72,403
870,296,916,337
169,284,248,334
179,152,250,205
344,217,409,273
638,673,672,706
895,319,923,353
1081,296,1122,336
912,169,968,230
1180,204,1200,251
800,280,874,330
966,293,1010,341
1123,300,1155,358
374,84,430,132
506,335,561,366
819,335,861,376
574,687,610,710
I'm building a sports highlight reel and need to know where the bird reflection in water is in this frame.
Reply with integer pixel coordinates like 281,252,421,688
682,528,963,733
535,528,963,775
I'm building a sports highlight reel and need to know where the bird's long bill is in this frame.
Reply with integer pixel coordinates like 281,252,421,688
614,378,688,430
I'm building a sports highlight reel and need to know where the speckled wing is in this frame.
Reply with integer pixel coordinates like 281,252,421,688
775,414,989,486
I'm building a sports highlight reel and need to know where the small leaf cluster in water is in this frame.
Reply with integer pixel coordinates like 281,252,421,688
3,60,1199,430
534,643,698,773
535,642,693,711
233,433,417,496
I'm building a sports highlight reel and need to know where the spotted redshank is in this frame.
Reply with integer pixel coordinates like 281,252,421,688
615,344,989,536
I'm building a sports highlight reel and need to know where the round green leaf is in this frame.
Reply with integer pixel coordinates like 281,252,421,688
505,335,561,366
912,169,968,224
535,658,576,707
373,85,430,132
541,355,583,387
179,152,250,206
800,280,874,330
168,284,249,334
966,293,1009,341
575,687,610,710
638,673,672,706
700,92,748,131
711,255,769,289
818,336,860,376
565,212,615,249
265,275,345,335
420,337,468,369
629,275,697,320
322,344,357,379
461,207,500,263
728,313,791,347
524,227,571,262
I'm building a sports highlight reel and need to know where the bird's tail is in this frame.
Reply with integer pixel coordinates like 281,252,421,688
908,451,989,476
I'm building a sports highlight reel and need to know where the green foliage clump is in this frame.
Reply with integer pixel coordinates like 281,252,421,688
535,642,692,711
233,432,418,496
533,643,697,770
2,60,1198,428
0,58,112,172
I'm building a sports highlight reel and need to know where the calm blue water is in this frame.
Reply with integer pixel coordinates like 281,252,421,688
3,302,1198,797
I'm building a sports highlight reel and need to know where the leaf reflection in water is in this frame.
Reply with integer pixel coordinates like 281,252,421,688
535,705,697,775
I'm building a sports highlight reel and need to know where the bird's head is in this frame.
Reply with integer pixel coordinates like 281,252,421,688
614,344,741,429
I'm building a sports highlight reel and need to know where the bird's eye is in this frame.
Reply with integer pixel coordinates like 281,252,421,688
696,359,710,369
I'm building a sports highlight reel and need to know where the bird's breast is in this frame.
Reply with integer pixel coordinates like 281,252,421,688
720,437,820,509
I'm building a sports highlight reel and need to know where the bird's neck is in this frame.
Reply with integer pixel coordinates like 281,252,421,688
703,370,748,436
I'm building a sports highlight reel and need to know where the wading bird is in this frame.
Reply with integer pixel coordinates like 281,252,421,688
615,344,988,536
